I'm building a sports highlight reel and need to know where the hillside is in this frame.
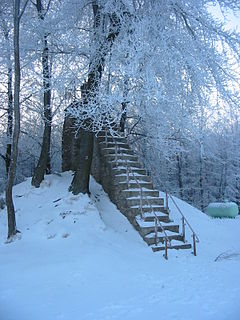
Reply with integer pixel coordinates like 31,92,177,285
0,172,240,320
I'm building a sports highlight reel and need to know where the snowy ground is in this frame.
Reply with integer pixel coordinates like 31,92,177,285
0,172,240,320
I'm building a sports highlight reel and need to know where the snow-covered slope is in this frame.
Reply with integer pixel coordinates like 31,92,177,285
0,172,240,320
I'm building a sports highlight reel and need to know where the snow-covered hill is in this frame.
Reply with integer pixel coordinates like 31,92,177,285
0,172,240,320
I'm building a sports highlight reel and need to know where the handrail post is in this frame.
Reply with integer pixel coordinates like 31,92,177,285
182,216,185,242
154,217,158,245
114,142,118,166
164,238,168,260
140,186,143,219
193,233,197,256
165,191,169,215
126,161,130,189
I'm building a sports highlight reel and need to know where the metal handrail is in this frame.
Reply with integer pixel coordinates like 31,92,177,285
103,130,198,258
111,139,171,259
166,192,199,256
135,155,200,256
168,194,200,243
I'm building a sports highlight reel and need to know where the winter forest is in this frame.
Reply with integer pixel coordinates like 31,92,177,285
1,0,240,238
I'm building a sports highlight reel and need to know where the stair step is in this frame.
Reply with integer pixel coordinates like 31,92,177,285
130,205,168,215
126,196,164,207
144,231,184,245
137,223,179,236
143,212,170,222
106,154,139,162
115,174,151,183
98,136,127,144
152,242,192,252
122,189,159,198
102,147,134,155
101,142,130,150
111,161,142,168
118,182,153,189
113,167,147,175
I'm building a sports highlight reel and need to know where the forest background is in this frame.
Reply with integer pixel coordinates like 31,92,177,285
1,0,240,231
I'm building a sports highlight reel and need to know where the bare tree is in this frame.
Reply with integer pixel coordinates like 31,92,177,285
31,0,52,188
68,1,121,194
0,3,13,176
6,0,29,239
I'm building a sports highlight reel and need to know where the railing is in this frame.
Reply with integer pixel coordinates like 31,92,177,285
165,192,199,256
129,167,171,260
102,129,199,258
134,150,200,257
112,139,171,260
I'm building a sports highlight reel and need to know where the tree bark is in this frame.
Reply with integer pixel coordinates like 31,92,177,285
69,2,121,194
69,128,94,195
2,23,13,175
177,153,183,199
62,101,80,172
6,66,13,175
6,0,21,239
32,0,52,187
120,76,128,132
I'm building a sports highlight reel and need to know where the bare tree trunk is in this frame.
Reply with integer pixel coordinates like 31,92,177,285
62,108,75,172
69,128,94,195
32,0,52,187
6,0,21,239
1,23,13,175
6,66,13,175
199,142,204,211
177,153,183,199
120,77,128,132
69,2,121,194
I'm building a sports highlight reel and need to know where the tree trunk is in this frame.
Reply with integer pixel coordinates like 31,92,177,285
62,110,75,172
2,24,13,175
199,143,204,211
120,77,128,132
69,129,94,195
69,86,97,195
32,1,52,187
6,66,13,175
177,153,183,199
6,0,21,239
70,2,120,194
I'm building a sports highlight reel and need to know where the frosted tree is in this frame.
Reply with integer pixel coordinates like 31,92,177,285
111,0,240,206
31,0,53,188
58,0,240,198
5,0,29,239
65,0,128,194
0,1,13,176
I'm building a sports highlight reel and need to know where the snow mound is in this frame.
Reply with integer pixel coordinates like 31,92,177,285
0,172,240,320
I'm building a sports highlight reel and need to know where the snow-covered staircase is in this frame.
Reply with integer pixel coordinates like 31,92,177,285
92,130,194,256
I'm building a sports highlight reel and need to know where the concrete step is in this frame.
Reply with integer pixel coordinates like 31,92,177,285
130,206,168,216
144,231,184,245
101,142,130,150
113,167,147,175
137,223,180,236
102,147,134,155
98,136,127,144
118,181,153,190
126,196,164,207
111,161,142,169
105,154,139,162
142,211,170,221
114,174,151,183
152,242,192,252
122,189,159,198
